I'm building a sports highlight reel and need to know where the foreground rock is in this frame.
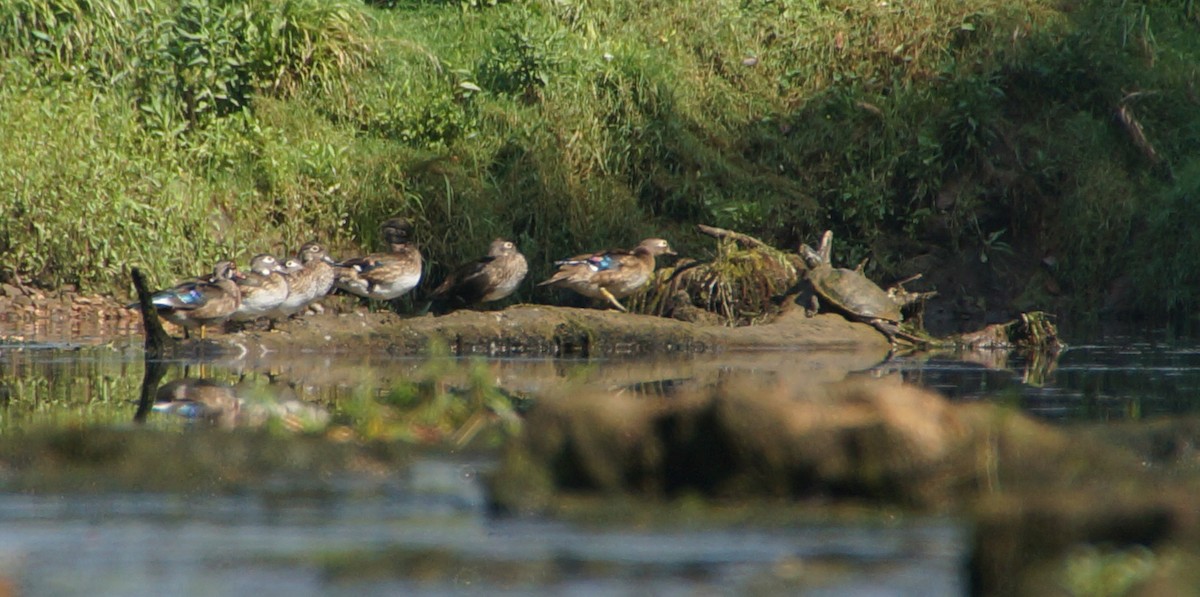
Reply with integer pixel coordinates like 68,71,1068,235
492,377,1200,595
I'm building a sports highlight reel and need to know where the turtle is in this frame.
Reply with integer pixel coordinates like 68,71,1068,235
798,230,932,344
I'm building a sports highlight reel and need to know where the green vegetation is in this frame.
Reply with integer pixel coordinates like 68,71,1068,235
1,0,1198,319
1061,545,1166,597
336,351,527,447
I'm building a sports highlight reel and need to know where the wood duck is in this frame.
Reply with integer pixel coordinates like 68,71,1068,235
231,253,289,322
428,238,528,314
270,241,336,318
280,257,303,274
334,218,423,301
153,377,328,429
153,378,240,425
538,238,676,312
148,261,243,339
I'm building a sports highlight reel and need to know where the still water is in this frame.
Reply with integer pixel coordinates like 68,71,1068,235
0,326,1184,595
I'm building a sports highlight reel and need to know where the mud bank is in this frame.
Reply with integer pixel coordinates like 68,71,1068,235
225,305,893,358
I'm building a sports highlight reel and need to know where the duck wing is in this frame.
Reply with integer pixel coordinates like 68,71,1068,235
431,256,497,303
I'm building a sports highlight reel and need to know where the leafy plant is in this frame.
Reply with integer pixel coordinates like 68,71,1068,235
477,17,563,102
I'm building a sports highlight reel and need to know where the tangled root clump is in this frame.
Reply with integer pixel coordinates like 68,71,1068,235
630,240,802,326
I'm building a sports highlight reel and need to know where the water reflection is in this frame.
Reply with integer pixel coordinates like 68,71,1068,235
1,335,899,429
0,339,975,595
150,377,330,430
15,333,1200,430
883,341,1200,421
0,484,967,596
27,330,1200,596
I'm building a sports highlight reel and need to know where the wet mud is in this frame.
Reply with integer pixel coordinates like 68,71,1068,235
218,305,893,358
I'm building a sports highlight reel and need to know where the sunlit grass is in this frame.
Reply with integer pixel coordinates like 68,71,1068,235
0,0,1198,319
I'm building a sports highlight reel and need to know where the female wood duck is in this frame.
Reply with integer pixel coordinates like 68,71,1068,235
271,241,337,318
538,238,676,312
280,257,303,274
428,238,528,313
334,217,423,301
231,253,289,322
148,261,243,339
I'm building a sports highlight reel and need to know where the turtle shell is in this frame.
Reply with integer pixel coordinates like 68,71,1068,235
808,265,902,322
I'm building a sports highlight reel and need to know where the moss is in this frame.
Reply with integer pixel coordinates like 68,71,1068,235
633,240,801,326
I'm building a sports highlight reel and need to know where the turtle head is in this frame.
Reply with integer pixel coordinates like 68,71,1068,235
799,244,824,269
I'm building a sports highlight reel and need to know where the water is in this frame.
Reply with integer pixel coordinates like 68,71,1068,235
888,338,1200,421
0,326,1186,595
0,488,966,595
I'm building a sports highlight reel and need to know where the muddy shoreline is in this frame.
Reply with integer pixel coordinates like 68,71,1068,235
243,305,891,358
0,282,893,358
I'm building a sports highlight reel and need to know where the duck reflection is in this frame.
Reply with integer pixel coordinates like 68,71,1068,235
148,375,329,430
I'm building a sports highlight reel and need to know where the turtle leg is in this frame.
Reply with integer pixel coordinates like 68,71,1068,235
806,293,820,318
869,319,899,344
599,288,629,312
870,319,925,346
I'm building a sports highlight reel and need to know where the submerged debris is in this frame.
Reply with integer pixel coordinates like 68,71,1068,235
952,311,1063,351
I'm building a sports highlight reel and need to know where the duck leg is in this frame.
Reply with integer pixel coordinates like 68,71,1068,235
599,288,629,312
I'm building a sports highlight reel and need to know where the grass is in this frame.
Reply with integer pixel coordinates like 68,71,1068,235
0,0,1198,319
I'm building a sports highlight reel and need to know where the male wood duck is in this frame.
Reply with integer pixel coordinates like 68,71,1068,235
153,376,328,429
538,238,676,312
231,253,289,322
428,238,528,314
334,217,423,301
147,261,243,339
270,241,337,318
153,378,241,426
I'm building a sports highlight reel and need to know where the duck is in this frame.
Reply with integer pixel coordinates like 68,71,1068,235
153,376,329,430
270,241,336,319
334,217,423,302
538,238,676,312
230,253,289,322
427,238,528,314
279,257,303,275
146,261,243,339
153,378,241,426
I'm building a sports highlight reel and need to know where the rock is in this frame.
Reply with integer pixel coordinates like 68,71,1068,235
493,377,974,510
